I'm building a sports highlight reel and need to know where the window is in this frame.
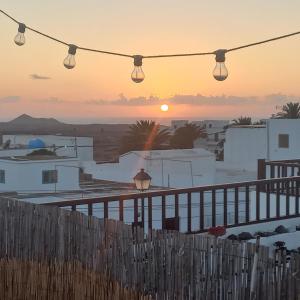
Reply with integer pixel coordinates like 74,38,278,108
209,124,212,128
0,170,5,183
278,134,289,148
214,133,219,142
42,170,57,184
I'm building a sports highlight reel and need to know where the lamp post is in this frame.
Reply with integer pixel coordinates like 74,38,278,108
133,168,151,192
133,169,151,228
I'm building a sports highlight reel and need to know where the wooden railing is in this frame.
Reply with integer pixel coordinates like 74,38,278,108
43,176,300,233
258,158,300,180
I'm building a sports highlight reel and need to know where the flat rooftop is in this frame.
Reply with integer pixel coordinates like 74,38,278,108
229,125,266,128
3,178,166,204
125,148,214,160
0,155,75,161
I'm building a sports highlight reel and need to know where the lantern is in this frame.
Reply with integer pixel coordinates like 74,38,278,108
133,169,151,191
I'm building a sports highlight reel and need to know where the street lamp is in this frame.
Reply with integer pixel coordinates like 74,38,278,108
133,169,151,191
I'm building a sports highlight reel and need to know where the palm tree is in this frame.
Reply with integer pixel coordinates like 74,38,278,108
232,116,252,125
170,123,207,149
275,102,300,119
120,120,170,154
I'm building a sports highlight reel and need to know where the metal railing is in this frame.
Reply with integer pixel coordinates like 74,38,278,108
43,176,300,233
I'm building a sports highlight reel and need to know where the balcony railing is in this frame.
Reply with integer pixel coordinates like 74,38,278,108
43,176,300,233
258,158,300,180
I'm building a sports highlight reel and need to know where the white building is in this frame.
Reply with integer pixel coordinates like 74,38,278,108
193,120,229,133
193,120,229,156
84,149,216,188
170,120,188,131
223,119,300,171
0,156,80,192
2,135,93,164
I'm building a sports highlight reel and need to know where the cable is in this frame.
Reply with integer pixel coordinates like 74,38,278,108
0,9,133,58
2,9,300,59
143,51,214,59
77,46,133,58
1,8,300,82
0,9,18,23
25,25,69,46
227,31,300,52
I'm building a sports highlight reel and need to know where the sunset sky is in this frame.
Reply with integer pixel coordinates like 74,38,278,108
1,1,300,123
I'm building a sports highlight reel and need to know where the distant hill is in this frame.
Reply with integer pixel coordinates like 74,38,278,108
0,115,169,162
0,115,132,161
0,114,130,134
8,114,64,127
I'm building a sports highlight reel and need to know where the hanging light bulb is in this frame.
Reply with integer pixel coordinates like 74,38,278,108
14,23,26,46
131,55,145,83
213,49,228,81
63,44,77,69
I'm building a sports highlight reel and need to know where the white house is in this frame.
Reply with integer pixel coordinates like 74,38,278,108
170,120,188,131
223,119,300,171
193,120,229,156
83,149,216,188
193,120,229,133
0,156,80,192
2,135,93,164
170,119,229,156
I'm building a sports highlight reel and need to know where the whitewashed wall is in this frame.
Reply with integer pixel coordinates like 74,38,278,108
268,119,300,161
83,150,216,188
0,158,80,192
223,127,267,171
223,119,300,172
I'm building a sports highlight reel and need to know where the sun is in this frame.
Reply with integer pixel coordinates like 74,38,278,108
160,104,169,112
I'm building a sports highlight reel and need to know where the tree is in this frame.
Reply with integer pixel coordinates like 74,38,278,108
120,120,170,154
275,102,300,119
27,149,56,156
232,116,252,125
170,123,207,149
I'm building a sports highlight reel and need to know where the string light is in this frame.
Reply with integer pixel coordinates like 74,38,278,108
1,9,300,83
131,55,144,83
213,49,228,81
14,23,26,46
63,45,77,69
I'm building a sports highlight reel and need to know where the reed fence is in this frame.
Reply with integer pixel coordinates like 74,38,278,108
0,258,150,300
0,197,299,299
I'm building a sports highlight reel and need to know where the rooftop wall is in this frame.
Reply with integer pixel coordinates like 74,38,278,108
268,119,300,160
223,119,300,172
84,149,216,188
0,158,79,192
224,127,267,171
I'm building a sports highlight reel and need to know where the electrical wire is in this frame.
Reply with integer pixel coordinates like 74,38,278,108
25,25,69,46
1,9,300,60
227,31,300,52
